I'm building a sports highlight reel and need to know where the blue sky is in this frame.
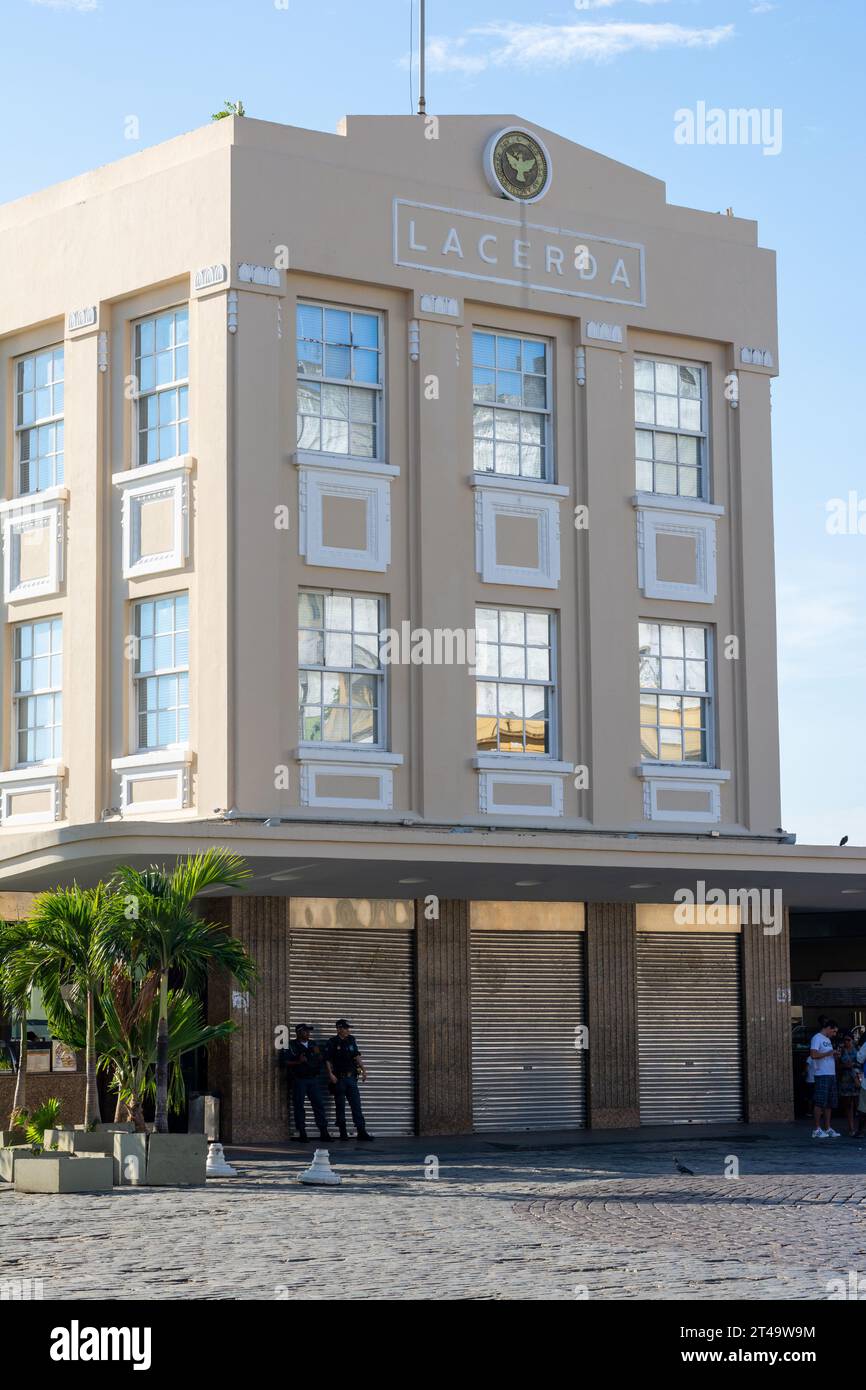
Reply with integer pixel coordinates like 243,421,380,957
3,0,864,844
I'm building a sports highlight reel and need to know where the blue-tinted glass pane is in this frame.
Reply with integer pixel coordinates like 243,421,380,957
297,304,322,341
473,332,495,368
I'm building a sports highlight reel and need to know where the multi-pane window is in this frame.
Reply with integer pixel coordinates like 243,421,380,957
475,607,553,754
296,304,382,458
13,619,62,765
298,592,383,745
134,308,189,466
639,621,711,764
133,594,189,751
15,347,64,494
472,331,550,479
634,358,705,498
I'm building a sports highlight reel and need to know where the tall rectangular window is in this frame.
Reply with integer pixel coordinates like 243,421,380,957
134,307,189,467
296,304,382,458
15,347,64,494
298,592,383,745
133,594,189,750
472,331,550,480
634,358,706,498
13,618,62,765
639,621,711,764
475,607,553,754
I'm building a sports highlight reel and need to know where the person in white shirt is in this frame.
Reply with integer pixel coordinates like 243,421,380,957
810,1017,840,1138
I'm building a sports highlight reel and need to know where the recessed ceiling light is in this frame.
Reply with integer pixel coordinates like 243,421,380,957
841,888,865,895
514,879,541,887
398,877,427,884
269,865,316,881
629,882,660,889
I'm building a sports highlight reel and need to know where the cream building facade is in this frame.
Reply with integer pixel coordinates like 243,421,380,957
0,113,850,1140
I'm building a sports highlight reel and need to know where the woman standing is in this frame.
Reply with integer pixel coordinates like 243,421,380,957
838,1032,860,1136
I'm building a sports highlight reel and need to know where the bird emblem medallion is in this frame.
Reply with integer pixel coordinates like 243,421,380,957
485,127,551,203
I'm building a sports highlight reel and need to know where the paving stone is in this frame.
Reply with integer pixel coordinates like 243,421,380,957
0,1133,864,1299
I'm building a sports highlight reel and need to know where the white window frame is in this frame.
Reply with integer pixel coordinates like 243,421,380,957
12,617,63,768
14,345,65,497
297,590,387,751
634,355,708,501
472,328,553,482
131,592,190,753
296,302,385,462
474,605,557,757
132,305,190,469
638,620,715,768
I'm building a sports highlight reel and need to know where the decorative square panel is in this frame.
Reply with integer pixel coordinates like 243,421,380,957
634,497,720,603
112,750,192,815
637,765,730,824
113,458,193,579
0,764,65,827
0,489,67,603
472,475,569,589
295,454,399,573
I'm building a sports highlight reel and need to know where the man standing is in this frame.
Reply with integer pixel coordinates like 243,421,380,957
325,1019,374,1142
285,1023,335,1143
810,1017,840,1139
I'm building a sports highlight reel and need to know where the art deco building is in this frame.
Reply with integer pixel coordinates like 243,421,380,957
0,113,855,1140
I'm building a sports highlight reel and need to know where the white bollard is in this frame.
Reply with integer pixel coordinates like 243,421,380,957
206,1142,237,1177
299,1148,341,1185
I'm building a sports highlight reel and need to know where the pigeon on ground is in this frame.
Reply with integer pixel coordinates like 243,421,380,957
673,1156,694,1175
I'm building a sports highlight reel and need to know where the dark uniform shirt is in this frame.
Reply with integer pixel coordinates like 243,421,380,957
286,1039,325,1079
324,1034,361,1078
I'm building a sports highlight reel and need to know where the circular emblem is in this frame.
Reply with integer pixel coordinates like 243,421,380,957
484,127,552,203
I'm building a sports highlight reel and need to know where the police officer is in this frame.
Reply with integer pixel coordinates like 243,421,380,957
285,1023,335,1143
324,1019,374,1141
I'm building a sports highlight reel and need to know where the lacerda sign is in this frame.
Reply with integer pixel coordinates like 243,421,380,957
394,199,645,307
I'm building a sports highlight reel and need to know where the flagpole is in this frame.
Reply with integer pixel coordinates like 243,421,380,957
417,0,426,115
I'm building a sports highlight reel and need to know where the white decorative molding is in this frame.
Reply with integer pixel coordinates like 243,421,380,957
112,457,194,579
419,293,459,316
237,262,282,288
67,306,97,333
740,346,774,369
0,763,65,828
294,747,402,811
636,764,730,825
471,475,567,589
635,500,717,604
193,263,228,292
97,331,109,373
112,748,192,815
0,488,67,603
585,320,623,344
474,756,570,818
632,492,724,517
295,458,396,572
408,320,420,362
227,290,238,334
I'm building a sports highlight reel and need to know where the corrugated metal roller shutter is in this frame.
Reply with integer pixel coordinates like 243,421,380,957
471,928,586,1131
637,931,743,1124
289,926,415,1136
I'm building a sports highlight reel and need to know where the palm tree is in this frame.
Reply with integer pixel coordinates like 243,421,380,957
0,921,36,1127
9,886,109,1128
98,986,236,1130
104,850,254,1133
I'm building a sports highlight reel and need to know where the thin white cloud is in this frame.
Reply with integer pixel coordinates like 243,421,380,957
574,0,673,8
750,2,779,12
29,0,98,11
426,21,735,73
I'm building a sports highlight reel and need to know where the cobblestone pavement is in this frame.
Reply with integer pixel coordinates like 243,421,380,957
1,1128,865,1300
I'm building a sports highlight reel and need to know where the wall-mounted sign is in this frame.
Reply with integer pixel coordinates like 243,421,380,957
26,1049,51,1073
394,199,645,308
484,127,552,203
51,1041,77,1073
